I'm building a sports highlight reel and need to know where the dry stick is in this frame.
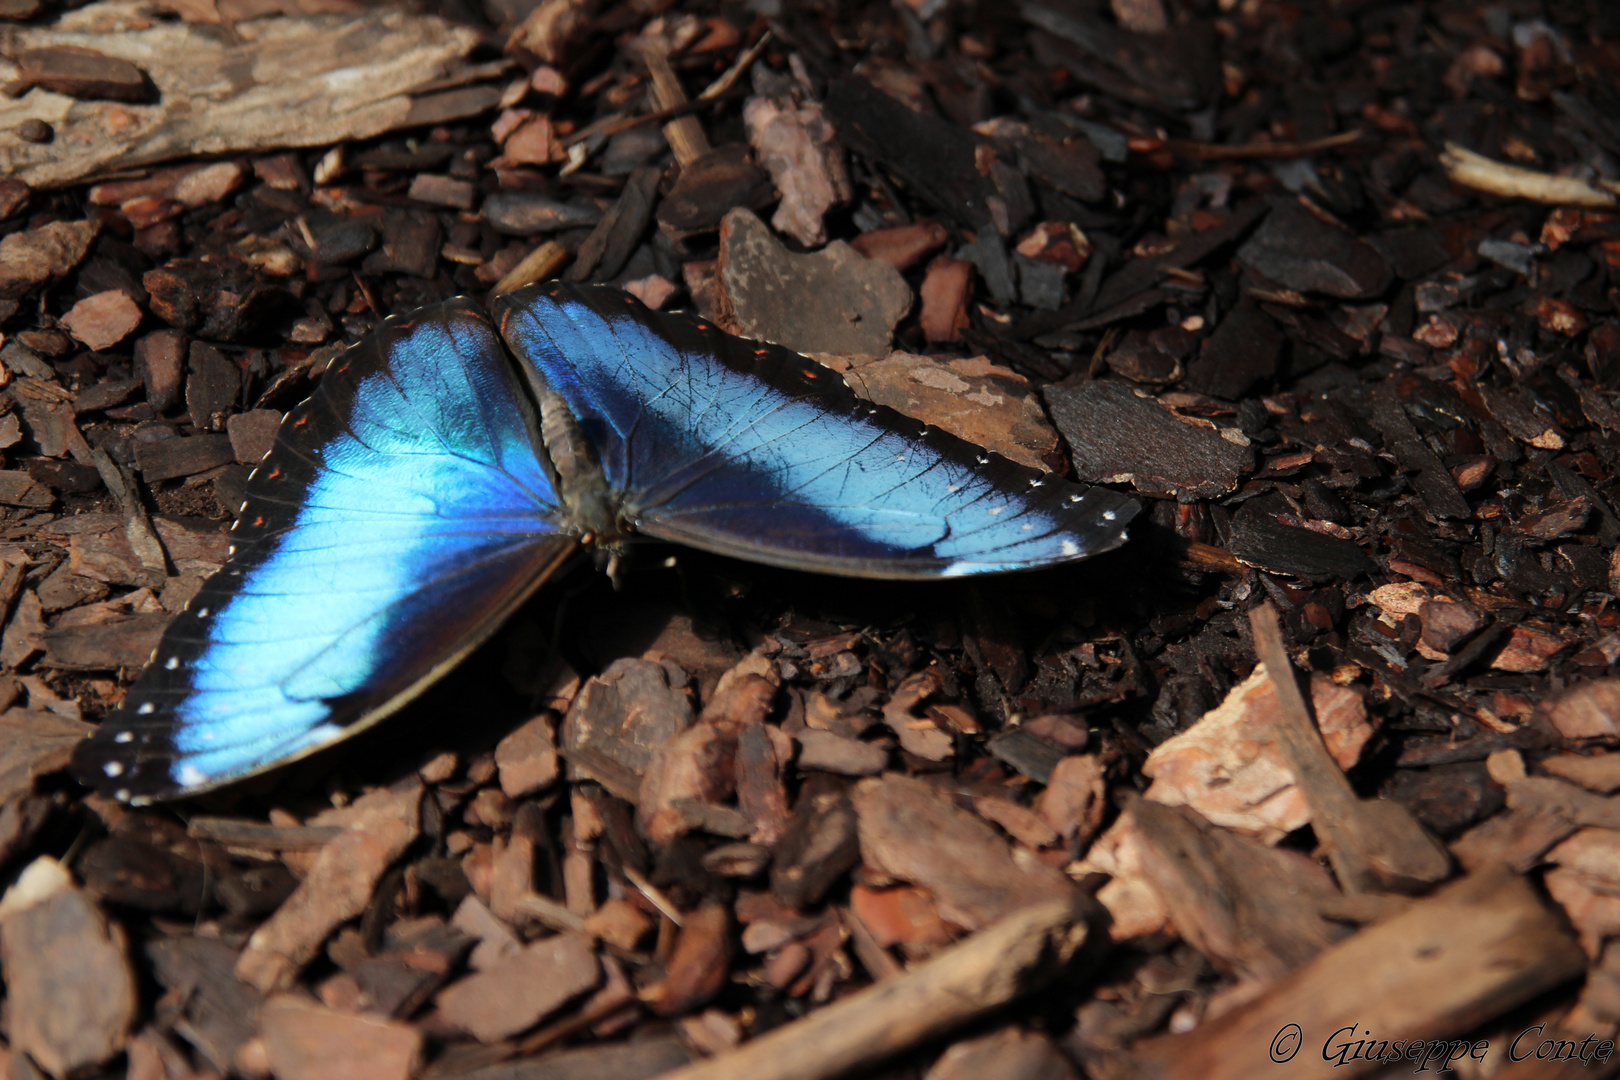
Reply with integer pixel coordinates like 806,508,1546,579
647,900,1087,1080
558,33,768,152
644,49,710,167
1180,540,1244,574
698,30,773,101
623,864,685,928
513,891,587,934
560,97,716,150
1248,604,1449,893
1440,142,1619,207
1146,128,1367,161
91,447,167,578
491,239,570,295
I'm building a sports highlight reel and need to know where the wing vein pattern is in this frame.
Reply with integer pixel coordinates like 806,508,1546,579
71,301,574,802
495,283,1139,579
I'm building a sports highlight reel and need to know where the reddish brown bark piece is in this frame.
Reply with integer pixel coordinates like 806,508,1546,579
1127,797,1347,982
839,350,1059,470
435,932,599,1041
1544,828,1620,954
146,936,263,1071
647,899,734,1016
584,897,654,951
1490,624,1568,673
450,895,522,972
0,220,99,298
1037,754,1107,843
0,706,94,804
744,93,852,248
236,784,421,992
60,290,143,351
1454,777,1620,872
657,145,774,237
974,796,1060,849
1419,599,1485,654
495,711,560,798
718,207,912,358
0,470,52,509
1143,664,1373,842
795,728,888,775
226,410,282,465
134,329,185,413
10,45,150,101
926,1027,1077,1080
41,610,169,669
771,776,861,909
638,719,733,844
735,719,792,846
44,512,226,585
562,656,693,799
407,172,476,210
0,177,28,218
500,116,560,166
850,220,949,270
918,256,973,343
487,831,535,925
1129,866,1585,1080
187,341,241,431
1543,680,1620,742
853,774,1077,930
0,857,138,1078
90,161,247,214
635,676,780,841
259,995,421,1080
1541,753,1620,794
849,884,952,950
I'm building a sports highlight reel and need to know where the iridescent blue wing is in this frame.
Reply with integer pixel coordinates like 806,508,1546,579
494,283,1139,579
71,301,575,803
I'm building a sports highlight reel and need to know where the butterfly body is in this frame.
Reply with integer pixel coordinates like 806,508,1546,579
71,284,1139,803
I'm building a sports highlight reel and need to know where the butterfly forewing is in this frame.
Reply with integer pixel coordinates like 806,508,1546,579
71,301,576,803
494,283,1140,578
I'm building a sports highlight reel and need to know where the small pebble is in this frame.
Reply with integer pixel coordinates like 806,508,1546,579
16,119,53,144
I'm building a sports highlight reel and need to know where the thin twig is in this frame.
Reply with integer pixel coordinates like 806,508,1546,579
1134,128,1367,161
622,864,684,928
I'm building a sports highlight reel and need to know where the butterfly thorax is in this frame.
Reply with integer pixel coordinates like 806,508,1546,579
537,390,625,547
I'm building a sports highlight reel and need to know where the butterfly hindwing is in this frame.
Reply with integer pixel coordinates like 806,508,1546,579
71,301,576,803
494,283,1140,578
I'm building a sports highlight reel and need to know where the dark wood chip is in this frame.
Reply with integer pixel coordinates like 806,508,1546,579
11,45,150,101
134,433,236,482
1045,379,1252,498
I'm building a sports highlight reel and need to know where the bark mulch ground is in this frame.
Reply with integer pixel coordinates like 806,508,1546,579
4,0,1620,1078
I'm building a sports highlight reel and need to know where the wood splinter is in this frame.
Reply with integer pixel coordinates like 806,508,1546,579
1248,603,1450,893
647,899,1088,1080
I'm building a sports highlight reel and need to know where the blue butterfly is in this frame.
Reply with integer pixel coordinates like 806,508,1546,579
70,284,1139,803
